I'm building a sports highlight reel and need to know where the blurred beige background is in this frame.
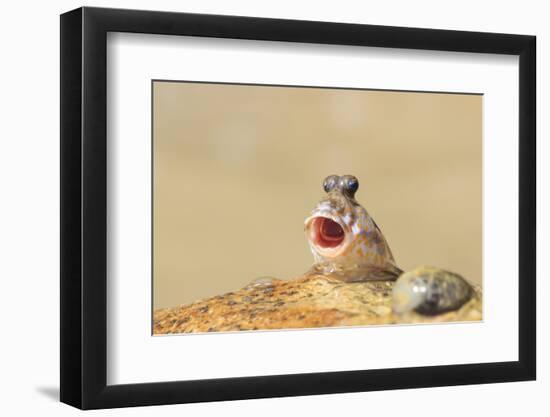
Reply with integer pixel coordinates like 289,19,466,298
153,81,482,310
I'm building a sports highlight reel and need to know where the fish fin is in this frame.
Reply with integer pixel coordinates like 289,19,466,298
347,265,403,282
370,266,402,281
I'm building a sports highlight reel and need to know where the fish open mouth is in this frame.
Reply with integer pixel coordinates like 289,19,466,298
310,217,345,248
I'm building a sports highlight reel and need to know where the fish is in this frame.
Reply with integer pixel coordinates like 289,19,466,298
304,174,403,282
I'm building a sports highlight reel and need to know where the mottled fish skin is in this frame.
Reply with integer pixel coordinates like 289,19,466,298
392,266,473,315
304,175,402,282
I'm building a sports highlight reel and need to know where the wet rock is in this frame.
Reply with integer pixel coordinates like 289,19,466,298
153,275,482,334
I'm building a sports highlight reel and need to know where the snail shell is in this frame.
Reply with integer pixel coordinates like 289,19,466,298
392,266,473,315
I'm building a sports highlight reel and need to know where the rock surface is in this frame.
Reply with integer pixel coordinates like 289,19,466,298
153,275,482,334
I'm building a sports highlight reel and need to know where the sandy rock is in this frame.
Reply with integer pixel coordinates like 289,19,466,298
153,275,482,334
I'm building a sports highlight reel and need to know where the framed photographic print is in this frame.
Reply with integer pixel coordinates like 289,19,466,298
60,6,536,409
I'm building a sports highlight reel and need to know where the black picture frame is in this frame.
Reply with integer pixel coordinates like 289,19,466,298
60,6,536,410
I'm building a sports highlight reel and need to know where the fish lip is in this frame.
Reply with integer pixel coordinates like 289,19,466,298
304,212,350,257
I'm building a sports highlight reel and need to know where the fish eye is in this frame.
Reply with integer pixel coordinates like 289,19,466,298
323,175,340,193
343,175,359,194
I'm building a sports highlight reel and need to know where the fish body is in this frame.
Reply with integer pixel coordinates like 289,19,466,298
304,175,402,282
